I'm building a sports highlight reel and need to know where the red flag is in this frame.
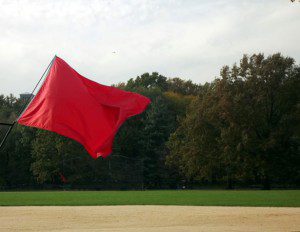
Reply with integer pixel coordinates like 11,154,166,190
18,57,150,159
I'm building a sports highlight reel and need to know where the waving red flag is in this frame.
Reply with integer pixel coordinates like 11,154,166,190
18,57,150,159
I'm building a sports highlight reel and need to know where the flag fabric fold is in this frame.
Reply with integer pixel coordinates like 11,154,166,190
18,56,151,158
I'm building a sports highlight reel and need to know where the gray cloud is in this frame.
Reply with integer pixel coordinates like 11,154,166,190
0,0,299,95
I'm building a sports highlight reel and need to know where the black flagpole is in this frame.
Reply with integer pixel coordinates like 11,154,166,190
0,55,57,150
0,122,15,149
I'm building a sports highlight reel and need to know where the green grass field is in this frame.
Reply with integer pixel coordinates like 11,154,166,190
0,190,299,207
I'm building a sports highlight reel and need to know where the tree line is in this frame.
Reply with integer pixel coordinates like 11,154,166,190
0,53,299,190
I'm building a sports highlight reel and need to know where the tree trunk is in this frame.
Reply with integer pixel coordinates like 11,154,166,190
226,174,234,189
262,175,271,190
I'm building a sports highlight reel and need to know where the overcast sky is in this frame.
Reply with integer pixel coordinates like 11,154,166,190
0,0,299,95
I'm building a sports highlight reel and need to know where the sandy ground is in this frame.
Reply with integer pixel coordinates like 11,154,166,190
0,206,299,232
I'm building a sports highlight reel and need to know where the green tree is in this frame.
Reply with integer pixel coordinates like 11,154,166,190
167,53,300,189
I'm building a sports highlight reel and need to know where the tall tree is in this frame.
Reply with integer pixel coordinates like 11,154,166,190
167,53,300,189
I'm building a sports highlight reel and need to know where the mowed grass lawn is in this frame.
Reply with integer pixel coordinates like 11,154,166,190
0,190,299,207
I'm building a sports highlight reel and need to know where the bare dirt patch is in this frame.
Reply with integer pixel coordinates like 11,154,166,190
0,206,299,232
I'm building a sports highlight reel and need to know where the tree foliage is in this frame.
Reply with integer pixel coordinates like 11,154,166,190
0,53,299,189
167,53,300,189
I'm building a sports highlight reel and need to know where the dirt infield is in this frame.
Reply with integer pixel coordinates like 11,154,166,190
0,206,299,232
